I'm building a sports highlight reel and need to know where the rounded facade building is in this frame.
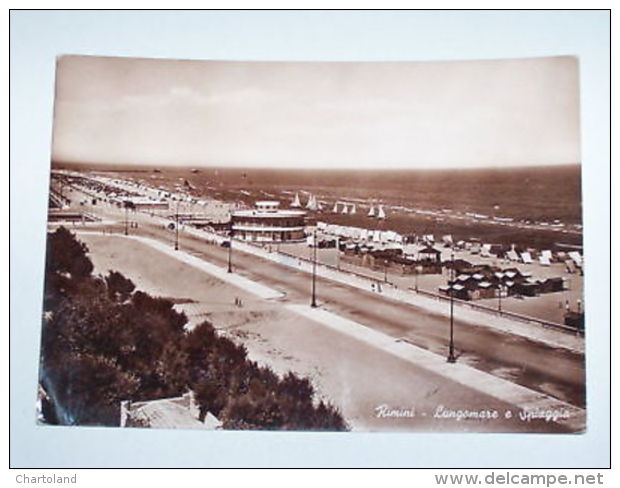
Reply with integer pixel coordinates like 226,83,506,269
231,201,307,243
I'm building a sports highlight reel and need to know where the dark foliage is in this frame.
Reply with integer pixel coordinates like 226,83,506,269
185,321,346,430
40,227,347,430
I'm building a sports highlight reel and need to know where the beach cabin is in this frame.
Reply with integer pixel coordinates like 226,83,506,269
514,278,540,297
539,250,552,266
568,251,583,268
539,277,565,293
506,249,520,262
520,252,533,264
478,281,495,299
442,235,453,247
480,244,492,257
418,246,442,263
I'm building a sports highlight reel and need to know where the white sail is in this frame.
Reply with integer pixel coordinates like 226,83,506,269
332,202,339,213
368,205,375,217
350,204,356,214
291,193,301,207
306,194,318,211
377,205,386,219
341,203,348,214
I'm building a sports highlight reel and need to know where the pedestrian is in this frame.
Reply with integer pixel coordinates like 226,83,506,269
371,283,375,292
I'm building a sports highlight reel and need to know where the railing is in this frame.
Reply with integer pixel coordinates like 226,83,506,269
409,287,584,336
184,228,585,338
275,248,389,284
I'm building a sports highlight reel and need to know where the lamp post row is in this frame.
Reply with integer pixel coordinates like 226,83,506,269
128,198,462,362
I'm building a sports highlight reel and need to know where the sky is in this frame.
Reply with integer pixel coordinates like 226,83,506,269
52,55,580,169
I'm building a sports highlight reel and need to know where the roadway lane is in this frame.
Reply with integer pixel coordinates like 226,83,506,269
130,220,585,408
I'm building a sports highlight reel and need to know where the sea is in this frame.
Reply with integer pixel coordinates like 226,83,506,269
55,162,583,250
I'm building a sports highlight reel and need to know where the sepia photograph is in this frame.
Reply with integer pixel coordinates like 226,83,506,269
37,53,587,434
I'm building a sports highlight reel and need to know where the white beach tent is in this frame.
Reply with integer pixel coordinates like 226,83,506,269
506,249,520,261
568,251,582,268
521,252,533,264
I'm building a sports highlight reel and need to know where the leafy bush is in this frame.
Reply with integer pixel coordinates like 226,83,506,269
39,227,347,431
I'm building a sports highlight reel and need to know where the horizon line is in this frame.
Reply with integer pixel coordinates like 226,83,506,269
52,160,582,172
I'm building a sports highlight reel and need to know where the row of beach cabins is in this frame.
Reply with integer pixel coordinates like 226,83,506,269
315,221,583,272
438,264,566,301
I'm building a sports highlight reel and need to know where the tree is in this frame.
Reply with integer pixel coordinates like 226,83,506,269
105,271,135,303
39,229,348,430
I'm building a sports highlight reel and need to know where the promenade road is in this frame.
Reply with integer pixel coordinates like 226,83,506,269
59,185,585,408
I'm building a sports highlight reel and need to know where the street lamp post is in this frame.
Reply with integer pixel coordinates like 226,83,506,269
227,231,233,274
227,211,233,273
415,265,422,292
124,202,129,236
174,200,179,250
384,259,389,283
311,230,318,308
498,283,504,315
336,237,340,270
447,252,457,363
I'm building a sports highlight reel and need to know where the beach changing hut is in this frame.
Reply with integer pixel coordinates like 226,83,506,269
418,246,442,262
540,250,552,266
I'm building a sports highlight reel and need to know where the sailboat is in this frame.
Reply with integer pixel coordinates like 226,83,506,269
350,204,356,215
368,205,376,217
332,202,339,213
341,203,348,214
306,194,318,211
291,193,301,207
377,205,386,220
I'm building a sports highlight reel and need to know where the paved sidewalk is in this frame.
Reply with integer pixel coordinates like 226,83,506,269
199,229,585,354
76,226,584,354
288,304,586,432
75,231,284,301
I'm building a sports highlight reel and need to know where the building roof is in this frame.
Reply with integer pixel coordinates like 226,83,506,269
129,400,208,429
123,393,222,430
232,209,306,218
419,246,441,254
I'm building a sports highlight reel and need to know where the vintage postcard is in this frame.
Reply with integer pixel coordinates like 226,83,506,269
39,55,585,433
